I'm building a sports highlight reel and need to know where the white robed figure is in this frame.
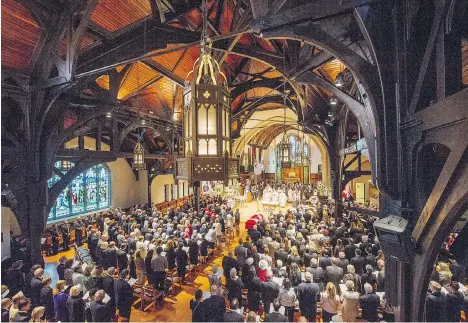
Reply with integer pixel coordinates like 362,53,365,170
287,188,294,202
278,190,287,207
271,190,279,204
263,185,272,202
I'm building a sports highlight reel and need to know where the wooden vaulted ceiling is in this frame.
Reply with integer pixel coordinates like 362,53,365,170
2,0,468,126
0,0,352,125
2,0,388,132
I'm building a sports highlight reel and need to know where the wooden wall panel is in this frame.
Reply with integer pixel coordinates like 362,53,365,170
1,0,42,70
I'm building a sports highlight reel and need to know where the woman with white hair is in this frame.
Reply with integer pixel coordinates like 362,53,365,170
340,280,360,322
208,265,222,287
226,268,243,302
343,264,361,293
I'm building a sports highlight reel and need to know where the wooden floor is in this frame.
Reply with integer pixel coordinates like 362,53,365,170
43,201,267,322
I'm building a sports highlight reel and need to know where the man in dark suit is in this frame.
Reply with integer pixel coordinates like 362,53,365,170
222,251,239,280
449,257,467,284
359,283,380,322
89,290,113,322
261,270,280,314
105,242,118,269
425,281,447,322
204,285,226,322
297,272,320,322
274,244,289,264
74,220,83,246
234,239,248,270
364,247,377,268
30,268,44,308
61,222,70,251
344,238,357,261
224,298,244,322
351,249,366,274
264,299,288,322
337,252,349,274
248,225,262,244
116,244,129,272
307,258,325,290
114,270,133,320
102,267,116,312
88,231,98,261
319,250,332,270
56,256,67,281
325,258,344,295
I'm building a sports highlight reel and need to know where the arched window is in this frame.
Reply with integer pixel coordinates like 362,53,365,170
48,163,111,221
303,143,309,157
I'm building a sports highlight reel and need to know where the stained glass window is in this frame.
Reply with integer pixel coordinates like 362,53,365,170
47,163,110,222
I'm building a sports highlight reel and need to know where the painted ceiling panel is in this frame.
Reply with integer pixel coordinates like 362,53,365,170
91,0,151,32
1,0,42,70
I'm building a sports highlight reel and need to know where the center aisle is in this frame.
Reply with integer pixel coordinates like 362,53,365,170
130,201,261,322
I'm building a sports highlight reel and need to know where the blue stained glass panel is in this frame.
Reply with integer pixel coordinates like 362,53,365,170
47,163,110,222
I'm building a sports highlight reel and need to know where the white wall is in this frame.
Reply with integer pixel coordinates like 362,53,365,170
151,174,176,204
106,159,148,209
309,142,322,174
1,207,21,260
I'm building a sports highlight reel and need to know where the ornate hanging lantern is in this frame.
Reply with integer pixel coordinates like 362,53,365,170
132,142,146,170
176,0,239,196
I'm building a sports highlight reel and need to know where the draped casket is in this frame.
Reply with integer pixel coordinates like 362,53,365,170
245,214,264,229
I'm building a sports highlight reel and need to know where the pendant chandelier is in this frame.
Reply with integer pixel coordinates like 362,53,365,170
278,89,291,168
132,141,146,170
132,59,146,170
175,0,239,185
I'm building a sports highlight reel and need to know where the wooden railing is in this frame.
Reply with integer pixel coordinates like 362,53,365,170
152,195,194,213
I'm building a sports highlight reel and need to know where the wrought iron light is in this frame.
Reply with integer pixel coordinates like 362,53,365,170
175,0,239,186
132,141,146,170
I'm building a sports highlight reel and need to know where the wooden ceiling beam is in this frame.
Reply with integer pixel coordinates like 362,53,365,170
141,60,185,87
77,21,200,73
251,0,380,32
214,0,226,32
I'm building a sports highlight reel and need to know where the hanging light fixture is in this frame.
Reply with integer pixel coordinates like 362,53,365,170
279,89,291,167
330,96,338,105
132,141,146,170
133,40,145,170
105,111,112,118
61,160,72,171
175,0,239,196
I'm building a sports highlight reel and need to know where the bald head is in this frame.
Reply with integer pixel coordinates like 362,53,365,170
94,290,105,302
